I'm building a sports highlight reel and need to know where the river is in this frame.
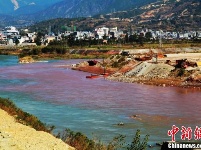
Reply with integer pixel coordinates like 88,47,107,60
0,55,201,149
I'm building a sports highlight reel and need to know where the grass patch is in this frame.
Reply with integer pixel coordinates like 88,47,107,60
0,97,52,132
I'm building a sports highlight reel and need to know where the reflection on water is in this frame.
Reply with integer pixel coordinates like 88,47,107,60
0,55,201,147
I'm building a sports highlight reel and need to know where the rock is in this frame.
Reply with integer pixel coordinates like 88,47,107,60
117,122,124,126
19,56,35,64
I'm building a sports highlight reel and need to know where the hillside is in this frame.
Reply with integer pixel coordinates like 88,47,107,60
27,0,200,34
101,0,201,31
34,0,157,20
137,0,201,30
1,0,200,32
0,0,157,20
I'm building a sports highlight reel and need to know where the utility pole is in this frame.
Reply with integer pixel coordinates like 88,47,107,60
159,30,162,49
48,25,51,36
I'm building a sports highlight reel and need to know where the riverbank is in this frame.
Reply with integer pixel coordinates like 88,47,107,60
72,51,201,89
2,55,201,149
0,108,74,150
2,45,201,88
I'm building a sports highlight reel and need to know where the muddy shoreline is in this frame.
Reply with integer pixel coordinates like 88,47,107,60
74,65,201,89
72,53,201,90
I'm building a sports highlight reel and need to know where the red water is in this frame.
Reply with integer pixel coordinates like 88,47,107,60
1,58,201,147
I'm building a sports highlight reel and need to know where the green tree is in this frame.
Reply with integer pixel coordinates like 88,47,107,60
145,32,152,41
14,37,20,46
34,32,44,46
67,34,75,47
129,34,138,43
125,33,129,43
138,33,144,46
127,129,149,150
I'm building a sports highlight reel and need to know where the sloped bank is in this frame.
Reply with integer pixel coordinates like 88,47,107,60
73,53,201,89
0,109,74,150
107,60,201,89
0,97,74,150
107,61,181,87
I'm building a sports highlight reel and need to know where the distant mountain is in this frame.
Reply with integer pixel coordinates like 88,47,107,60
27,0,200,33
0,14,34,29
0,0,200,31
0,14,13,28
33,0,157,20
0,0,158,21
135,0,201,30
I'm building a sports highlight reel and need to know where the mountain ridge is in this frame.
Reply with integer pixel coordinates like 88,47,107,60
29,0,158,20
0,0,157,19
0,0,200,31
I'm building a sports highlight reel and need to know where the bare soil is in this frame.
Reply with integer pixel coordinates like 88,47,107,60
73,52,201,90
0,109,74,150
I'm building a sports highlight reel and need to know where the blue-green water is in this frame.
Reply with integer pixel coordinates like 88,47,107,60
1,55,201,149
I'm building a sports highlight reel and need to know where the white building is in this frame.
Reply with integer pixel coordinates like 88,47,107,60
95,27,109,39
3,26,19,36
0,31,7,41
74,31,93,39
110,27,118,33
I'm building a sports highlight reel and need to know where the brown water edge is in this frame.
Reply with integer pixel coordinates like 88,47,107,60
112,113,198,131
73,65,201,90
133,78,201,90
72,65,117,75
72,63,201,144
129,113,201,148
131,114,201,127
2,57,201,148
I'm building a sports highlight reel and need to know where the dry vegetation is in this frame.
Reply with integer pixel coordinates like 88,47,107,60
0,97,51,132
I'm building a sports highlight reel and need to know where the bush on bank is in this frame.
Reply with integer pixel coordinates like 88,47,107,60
0,97,51,132
57,128,149,150
0,97,149,150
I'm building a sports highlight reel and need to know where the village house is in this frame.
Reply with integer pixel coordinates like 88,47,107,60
1,25,201,47
45,36,55,44
0,26,38,46
95,27,110,39
3,26,19,37
74,31,94,40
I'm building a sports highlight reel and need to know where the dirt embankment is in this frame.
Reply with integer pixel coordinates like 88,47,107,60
72,52,201,89
72,60,118,75
0,109,74,150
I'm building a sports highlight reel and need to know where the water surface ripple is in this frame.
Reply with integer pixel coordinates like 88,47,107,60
0,55,201,147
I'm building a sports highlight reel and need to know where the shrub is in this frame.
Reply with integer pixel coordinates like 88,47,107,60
57,128,99,150
32,48,42,55
0,98,150,150
107,134,126,150
178,68,185,77
58,129,149,150
0,97,50,132
127,129,149,150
